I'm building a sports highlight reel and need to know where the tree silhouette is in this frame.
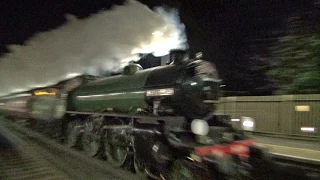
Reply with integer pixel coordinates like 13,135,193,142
267,13,320,94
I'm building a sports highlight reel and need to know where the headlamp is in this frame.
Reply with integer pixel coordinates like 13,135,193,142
241,116,255,131
191,119,209,136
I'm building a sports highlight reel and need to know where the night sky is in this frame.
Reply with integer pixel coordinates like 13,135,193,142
1,0,319,95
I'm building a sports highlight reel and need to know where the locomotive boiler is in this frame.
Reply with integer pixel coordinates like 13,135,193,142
69,50,221,120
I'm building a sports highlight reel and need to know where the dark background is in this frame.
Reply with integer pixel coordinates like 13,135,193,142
1,0,319,95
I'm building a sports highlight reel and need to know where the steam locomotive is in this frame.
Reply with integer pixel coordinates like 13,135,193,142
0,50,315,180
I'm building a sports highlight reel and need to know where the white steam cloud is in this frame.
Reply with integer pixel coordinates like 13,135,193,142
0,0,187,96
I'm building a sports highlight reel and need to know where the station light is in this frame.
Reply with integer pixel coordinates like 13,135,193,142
295,105,310,112
300,127,316,132
242,120,254,128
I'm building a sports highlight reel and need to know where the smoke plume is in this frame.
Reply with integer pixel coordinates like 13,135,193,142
0,0,187,96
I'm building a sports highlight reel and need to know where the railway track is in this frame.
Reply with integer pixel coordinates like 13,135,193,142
0,146,69,180
0,121,71,180
0,117,141,180
2,116,320,180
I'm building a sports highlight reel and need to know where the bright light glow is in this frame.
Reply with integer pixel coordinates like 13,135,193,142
152,31,163,36
131,36,184,56
34,84,46,88
189,153,201,162
190,82,197,86
12,89,25,93
0,1,187,96
77,91,145,99
195,52,203,59
146,88,174,97
191,119,209,136
295,105,310,112
231,119,240,122
77,94,104,99
34,91,56,96
300,127,316,132
241,116,255,131
66,73,80,79
242,120,254,128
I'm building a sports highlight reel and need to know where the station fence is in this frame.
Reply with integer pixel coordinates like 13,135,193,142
216,94,320,139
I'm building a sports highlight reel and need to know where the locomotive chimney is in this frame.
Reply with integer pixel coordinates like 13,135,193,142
166,49,188,65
